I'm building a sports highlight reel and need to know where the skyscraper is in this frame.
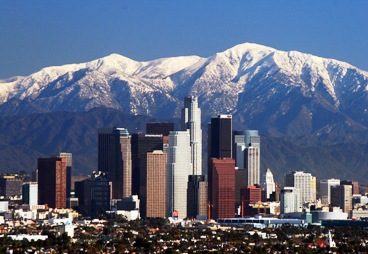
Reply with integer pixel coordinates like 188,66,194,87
98,128,132,199
53,152,72,199
208,158,235,220
319,178,340,205
280,187,299,214
131,133,163,196
181,96,202,176
284,171,314,210
142,150,167,218
244,130,260,186
38,157,67,208
75,171,111,217
166,130,192,219
331,184,352,213
209,115,232,159
146,123,174,136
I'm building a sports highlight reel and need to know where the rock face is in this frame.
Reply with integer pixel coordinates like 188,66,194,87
1,42,368,140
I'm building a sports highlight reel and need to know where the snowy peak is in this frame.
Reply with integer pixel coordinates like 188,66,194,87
1,42,368,138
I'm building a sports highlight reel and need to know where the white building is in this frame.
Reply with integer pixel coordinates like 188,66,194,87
280,187,300,213
0,201,8,212
244,130,260,186
285,171,315,209
319,178,340,205
22,182,38,205
262,168,276,200
166,130,192,219
181,96,202,176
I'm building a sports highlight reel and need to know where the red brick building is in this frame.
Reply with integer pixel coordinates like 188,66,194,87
38,157,67,208
208,158,235,220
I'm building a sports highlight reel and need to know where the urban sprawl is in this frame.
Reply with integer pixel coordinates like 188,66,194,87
1,96,368,253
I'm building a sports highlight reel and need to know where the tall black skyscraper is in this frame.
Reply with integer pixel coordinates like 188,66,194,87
98,128,132,199
209,115,232,159
146,123,174,136
131,133,163,196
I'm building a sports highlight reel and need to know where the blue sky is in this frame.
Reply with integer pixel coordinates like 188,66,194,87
1,1,367,79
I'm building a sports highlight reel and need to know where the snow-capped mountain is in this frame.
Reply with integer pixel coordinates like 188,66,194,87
1,42,368,138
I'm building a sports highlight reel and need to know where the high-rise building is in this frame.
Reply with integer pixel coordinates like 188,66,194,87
331,184,352,213
235,168,247,211
284,171,314,210
244,130,260,186
187,175,207,219
75,171,111,217
22,182,38,205
341,180,359,195
262,168,276,201
233,131,246,168
209,115,232,159
181,96,202,176
141,150,167,218
166,130,192,219
280,187,299,214
98,128,132,199
0,175,23,198
208,158,235,220
131,133,163,196
319,178,340,205
146,123,174,136
53,152,72,199
38,157,67,208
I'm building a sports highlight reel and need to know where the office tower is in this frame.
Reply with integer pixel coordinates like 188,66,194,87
146,123,174,136
131,133,163,196
284,171,313,210
233,131,246,168
235,168,247,211
262,168,276,201
38,157,67,208
319,178,340,205
141,150,167,218
166,131,192,219
241,185,262,217
22,182,38,205
187,175,207,219
244,130,260,186
75,171,111,217
209,115,232,159
53,152,72,199
181,96,202,176
98,128,132,199
331,184,352,213
208,158,235,220
0,175,23,198
280,187,299,214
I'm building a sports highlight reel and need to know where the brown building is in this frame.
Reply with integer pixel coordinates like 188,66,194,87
208,158,235,220
141,150,167,218
331,184,352,213
38,157,67,208
241,185,262,216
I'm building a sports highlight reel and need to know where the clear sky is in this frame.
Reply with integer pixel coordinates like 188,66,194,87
1,0,367,79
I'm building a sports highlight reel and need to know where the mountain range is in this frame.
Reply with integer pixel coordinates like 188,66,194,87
1,42,368,184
